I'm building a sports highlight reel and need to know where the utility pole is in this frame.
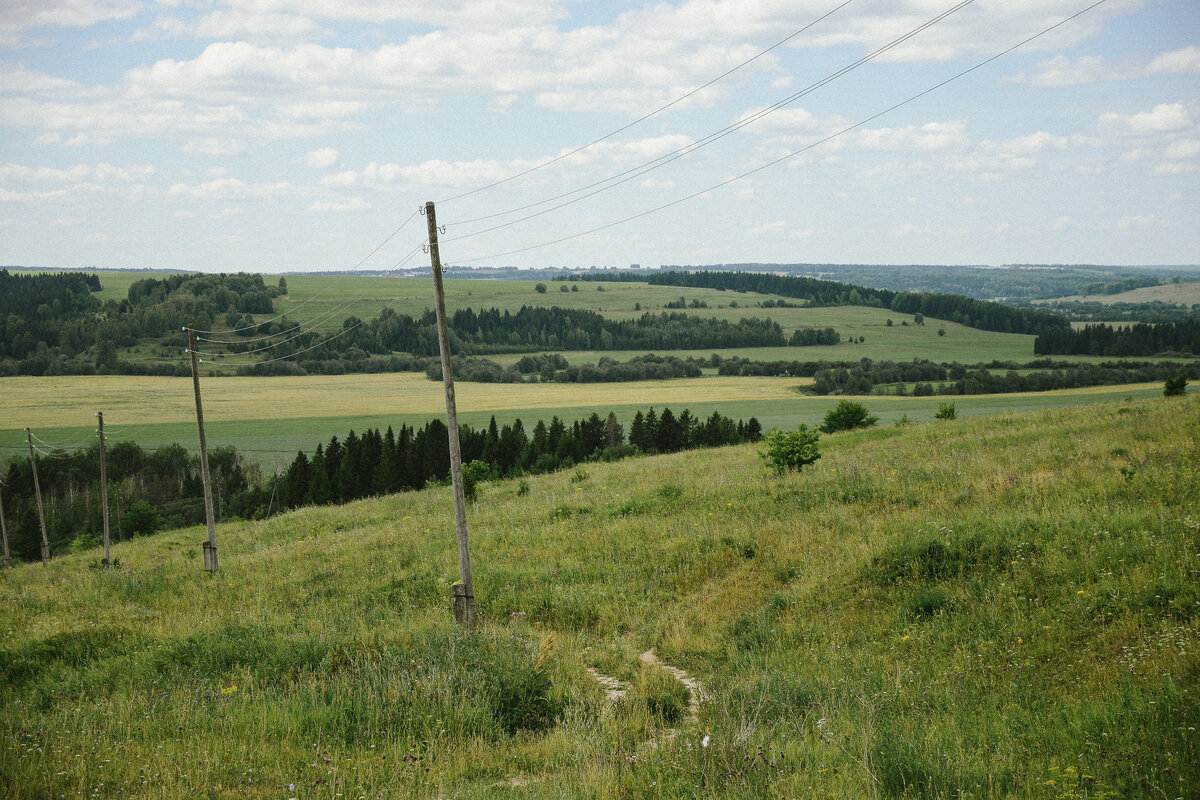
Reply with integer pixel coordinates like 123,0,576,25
185,325,219,573
0,474,11,568
25,429,50,566
97,412,111,567
425,200,475,629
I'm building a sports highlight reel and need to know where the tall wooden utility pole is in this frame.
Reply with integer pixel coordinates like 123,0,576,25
25,429,50,566
185,325,219,573
425,200,475,629
0,475,11,568
97,412,111,567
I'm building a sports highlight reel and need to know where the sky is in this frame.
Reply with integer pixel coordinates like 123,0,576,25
0,0,1198,274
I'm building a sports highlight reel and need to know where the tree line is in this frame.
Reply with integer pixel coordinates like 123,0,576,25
1034,320,1200,357
0,440,266,563
275,406,762,511
575,270,1069,335
0,270,285,377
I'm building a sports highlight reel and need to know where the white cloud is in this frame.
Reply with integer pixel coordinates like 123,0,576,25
855,121,968,152
319,170,358,187
1005,45,1200,87
1152,162,1197,176
1117,214,1160,230
304,147,340,168
750,220,787,235
1005,54,1135,87
309,197,371,212
166,177,293,200
134,10,327,43
1164,138,1200,159
1096,103,1193,135
1146,46,1200,76
0,0,141,45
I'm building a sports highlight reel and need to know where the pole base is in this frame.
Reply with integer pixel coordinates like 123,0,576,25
451,582,475,629
202,541,218,573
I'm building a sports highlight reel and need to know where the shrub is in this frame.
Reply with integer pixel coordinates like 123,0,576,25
534,282,547,293
759,425,821,473
821,400,878,433
1164,373,1187,397
122,501,161,537
461,459,491,502
935,401,957,420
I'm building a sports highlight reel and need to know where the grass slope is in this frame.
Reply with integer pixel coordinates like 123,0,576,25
1,396,1197,798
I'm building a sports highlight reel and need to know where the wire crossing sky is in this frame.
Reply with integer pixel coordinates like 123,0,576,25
1,0,1197,272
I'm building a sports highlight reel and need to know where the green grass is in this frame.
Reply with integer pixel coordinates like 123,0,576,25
2,395,1197,798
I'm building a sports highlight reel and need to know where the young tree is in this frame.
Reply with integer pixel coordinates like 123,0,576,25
1164,373,1188,397
935,401,958,420
759,425,821,474
821,400,878,433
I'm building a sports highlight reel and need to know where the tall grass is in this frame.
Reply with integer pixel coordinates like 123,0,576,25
1,396,1197,798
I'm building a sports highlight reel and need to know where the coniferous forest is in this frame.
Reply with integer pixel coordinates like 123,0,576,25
0,406,758,563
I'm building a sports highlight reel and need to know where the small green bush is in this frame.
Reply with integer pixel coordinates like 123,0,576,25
461,459,491,502
122,500,160,538
935,401,957,420
821,400,877,433
759,425,821,473
1164,373,1187,397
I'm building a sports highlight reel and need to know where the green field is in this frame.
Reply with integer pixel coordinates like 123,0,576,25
2,395,1196,798
0,372,1176,466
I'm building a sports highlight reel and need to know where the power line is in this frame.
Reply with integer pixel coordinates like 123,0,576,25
451,0,1111,266
190,241,430,368
437,0,861,206
189,206,423,336
441,0,977,244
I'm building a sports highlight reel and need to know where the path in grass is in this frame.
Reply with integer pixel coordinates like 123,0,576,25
588,649,708,743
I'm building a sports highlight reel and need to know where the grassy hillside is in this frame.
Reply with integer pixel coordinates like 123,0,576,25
2,395,1197,798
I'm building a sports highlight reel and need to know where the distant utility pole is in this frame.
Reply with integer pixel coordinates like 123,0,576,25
185,325,219,573
24,429,50,566
0,475,11,568
97,412,111,567
425,200,475,629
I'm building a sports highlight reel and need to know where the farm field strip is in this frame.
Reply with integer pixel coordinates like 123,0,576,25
0,374,1171,465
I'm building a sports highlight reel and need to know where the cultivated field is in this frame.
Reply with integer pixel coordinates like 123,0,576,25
0,373,1173,466
2,396,1196,798
1050,279,1200,306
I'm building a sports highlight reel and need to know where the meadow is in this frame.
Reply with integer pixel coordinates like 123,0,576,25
1,394,1196,798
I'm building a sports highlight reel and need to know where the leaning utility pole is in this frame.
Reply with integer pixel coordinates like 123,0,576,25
425,200,475,629
97,412,111,567
185,325,219,573
0,475,11,568
24,429,50,566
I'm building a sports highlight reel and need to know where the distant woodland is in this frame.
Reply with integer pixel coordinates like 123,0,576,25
575,270,1070,335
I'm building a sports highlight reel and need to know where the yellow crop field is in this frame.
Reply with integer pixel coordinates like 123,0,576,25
0,374,811,430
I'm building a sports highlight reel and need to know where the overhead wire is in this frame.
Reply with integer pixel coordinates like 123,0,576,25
451,0,1112,266
190,240,431,367
441,0,977,244
437,0,862,206
188,206,424,337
